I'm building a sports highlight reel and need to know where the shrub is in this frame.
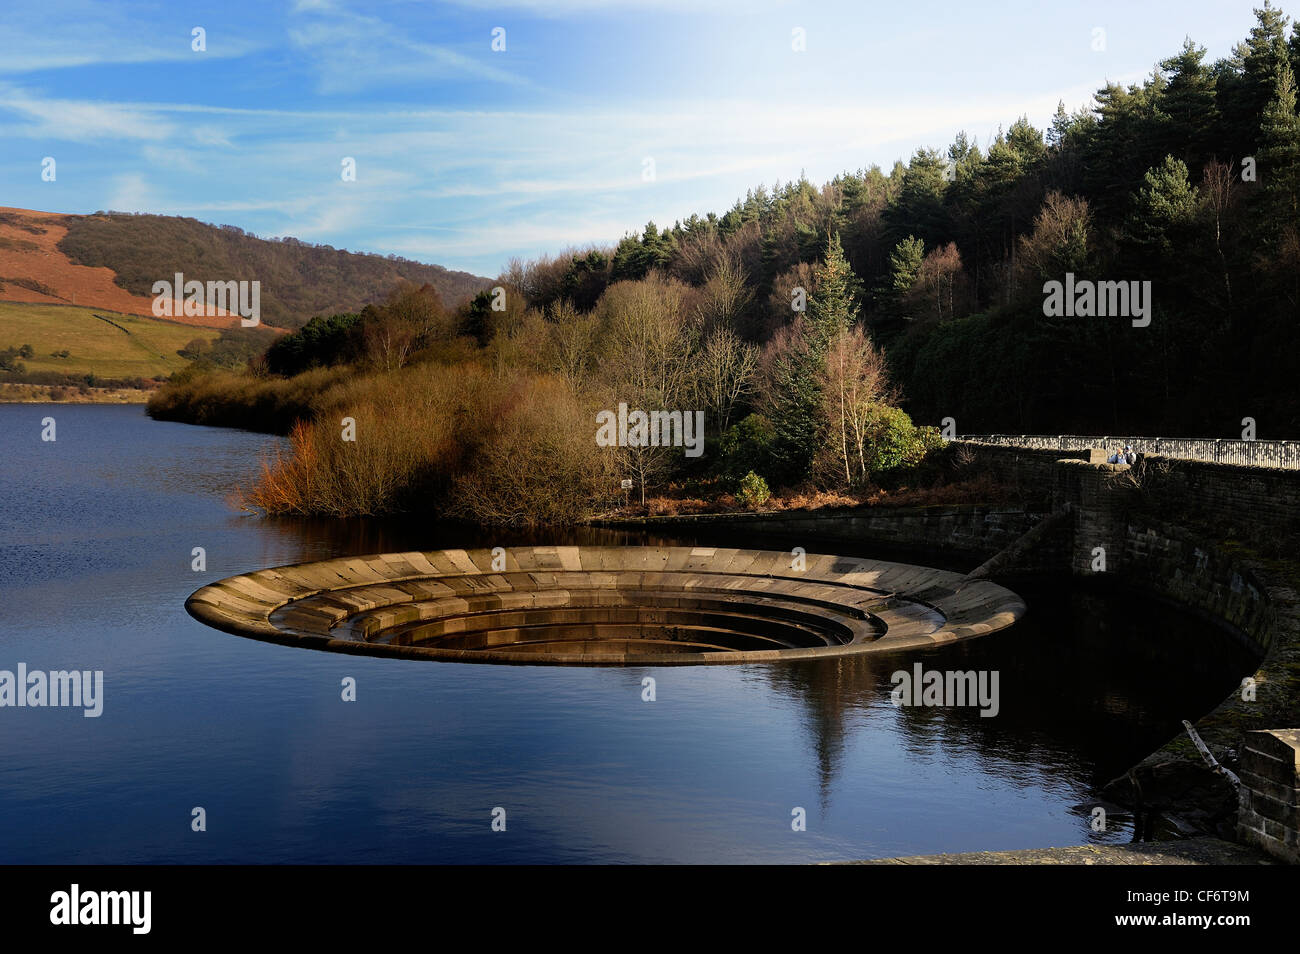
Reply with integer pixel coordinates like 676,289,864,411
861,404,923,475
736,471,771,509
235,362,611,524
717,413,776,481
449,375,612,526
147,365,347,433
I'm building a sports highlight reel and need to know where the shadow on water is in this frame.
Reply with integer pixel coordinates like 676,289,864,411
256,513,1260,820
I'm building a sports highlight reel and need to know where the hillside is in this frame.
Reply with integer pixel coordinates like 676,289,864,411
0,207,490,332
0,208,229,324
0,301,223,383
54,210,490,329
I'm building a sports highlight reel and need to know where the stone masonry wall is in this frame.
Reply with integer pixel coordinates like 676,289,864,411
605,505,1044,566
1238,730,1300,863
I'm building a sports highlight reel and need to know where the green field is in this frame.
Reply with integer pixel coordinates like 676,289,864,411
0,302,220,379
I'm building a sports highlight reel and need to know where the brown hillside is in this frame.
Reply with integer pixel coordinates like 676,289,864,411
0,208,244,329
54,209,492,330
0,207,493,332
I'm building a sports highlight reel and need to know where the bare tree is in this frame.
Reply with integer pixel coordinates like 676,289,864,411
698,326,757,431
595,274,703,503
694,253,753,334
819,326,893,487
916,242,964,322
383,281,449,343
546,300,600,388
1199,159,1236,314
1017,190,1092,283
363,311,416,372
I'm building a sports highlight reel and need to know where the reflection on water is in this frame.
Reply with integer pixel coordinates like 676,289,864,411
0,405,1260,863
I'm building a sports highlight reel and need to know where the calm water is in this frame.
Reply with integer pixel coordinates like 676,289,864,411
0,404,1259,863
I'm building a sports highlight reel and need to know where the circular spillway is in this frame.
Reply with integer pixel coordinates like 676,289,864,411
185,546,1026,665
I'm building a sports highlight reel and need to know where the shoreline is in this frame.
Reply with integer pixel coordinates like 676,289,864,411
838,837,1273,865
0,383,151,404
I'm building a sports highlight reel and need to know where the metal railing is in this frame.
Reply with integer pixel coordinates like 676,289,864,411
958,434,1300,470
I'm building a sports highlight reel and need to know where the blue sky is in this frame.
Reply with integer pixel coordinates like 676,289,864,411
0,0,1279,277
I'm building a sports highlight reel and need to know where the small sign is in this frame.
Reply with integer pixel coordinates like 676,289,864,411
620,479,633,490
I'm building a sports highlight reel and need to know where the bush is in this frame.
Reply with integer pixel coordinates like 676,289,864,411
716,413,776,482
861,405,923,475
736,471,771,509
235,362,611,524
146,365,347,433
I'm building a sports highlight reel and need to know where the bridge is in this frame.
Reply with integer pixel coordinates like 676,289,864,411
960,434,1300,469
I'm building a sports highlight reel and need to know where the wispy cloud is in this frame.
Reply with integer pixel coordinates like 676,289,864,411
287,0,528,93
0,1,264,73
437,0,771,14
0,0,1193,277
0,85,175,141
105,172,158,212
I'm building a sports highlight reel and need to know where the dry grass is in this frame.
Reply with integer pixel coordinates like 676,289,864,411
611,473,1011,518
147,365,349,432
234,361,611,524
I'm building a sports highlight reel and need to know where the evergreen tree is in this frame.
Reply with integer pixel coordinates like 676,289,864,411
1158,38,1219,168
887,235,925,298
1259,61,1300,230
884,149,949,248
765,233,866,485
807,232,861,340
1125,155,1198,256
1221,2,1291,153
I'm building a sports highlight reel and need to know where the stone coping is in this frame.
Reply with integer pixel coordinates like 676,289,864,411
186,546,1026,666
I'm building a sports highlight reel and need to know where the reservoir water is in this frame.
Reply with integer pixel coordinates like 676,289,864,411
0,404,1259,863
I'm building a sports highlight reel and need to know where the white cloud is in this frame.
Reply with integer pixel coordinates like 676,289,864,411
287,1,528,93
436,0,773,14
0,1,264,74
105,173,158,212
0,85,175,141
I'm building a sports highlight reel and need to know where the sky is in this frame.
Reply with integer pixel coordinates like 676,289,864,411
0,0,1280,278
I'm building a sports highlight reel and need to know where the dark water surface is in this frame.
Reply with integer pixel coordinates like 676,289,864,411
0,405,1259,863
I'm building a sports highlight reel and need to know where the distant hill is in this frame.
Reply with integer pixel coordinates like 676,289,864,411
0,207,491,330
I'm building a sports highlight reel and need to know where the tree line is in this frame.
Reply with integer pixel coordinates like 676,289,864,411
157,5,1300,522
492,4,1300,438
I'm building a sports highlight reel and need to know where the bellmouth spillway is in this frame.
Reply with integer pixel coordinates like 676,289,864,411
185,546,1027,666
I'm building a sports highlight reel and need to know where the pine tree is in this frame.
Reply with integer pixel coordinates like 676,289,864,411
765,233,865,485
1259,61,1300,230
1125,155,1198,256
807,232,860,341
1221,2,1291,153
888,235,925,298
1158,38,1219,168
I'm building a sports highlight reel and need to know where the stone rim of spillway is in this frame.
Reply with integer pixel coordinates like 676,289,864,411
185,546,1026,666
